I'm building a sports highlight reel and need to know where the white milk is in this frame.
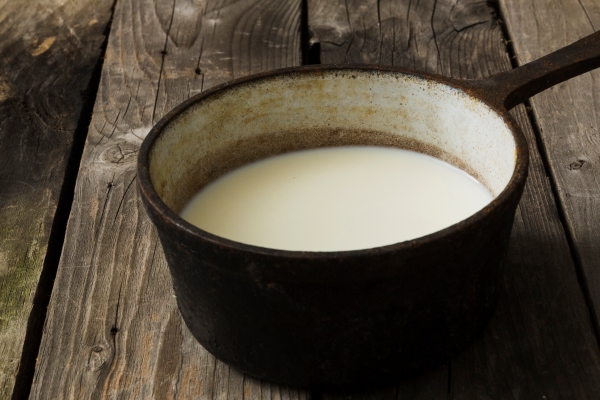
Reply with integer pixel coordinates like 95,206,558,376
180,146,493,251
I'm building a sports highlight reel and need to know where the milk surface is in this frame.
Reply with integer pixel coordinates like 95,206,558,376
180,146,493,251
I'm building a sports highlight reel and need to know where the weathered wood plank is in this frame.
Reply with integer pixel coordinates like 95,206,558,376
309,0,600,398
30,0,306,398
0,0,114,398
500,0,600,335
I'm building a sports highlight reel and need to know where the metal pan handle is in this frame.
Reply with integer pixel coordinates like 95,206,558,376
467,30,600,110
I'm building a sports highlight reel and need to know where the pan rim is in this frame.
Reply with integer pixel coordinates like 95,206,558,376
137,64,529,261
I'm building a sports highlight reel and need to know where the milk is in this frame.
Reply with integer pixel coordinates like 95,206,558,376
180,146,493,251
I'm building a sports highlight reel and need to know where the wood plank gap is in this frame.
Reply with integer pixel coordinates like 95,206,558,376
309,387,323,400
301,0,320,65
492,7,519,70
301,0,321,65
446,361,450,398
301,0,310,64
496,1,600,350
8,3,119,399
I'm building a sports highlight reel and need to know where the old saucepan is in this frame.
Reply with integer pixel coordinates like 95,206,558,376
137,31,600,387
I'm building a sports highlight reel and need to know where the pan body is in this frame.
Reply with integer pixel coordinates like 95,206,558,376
137,65,528,387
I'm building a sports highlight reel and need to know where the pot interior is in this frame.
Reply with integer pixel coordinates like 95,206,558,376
149,69,517,216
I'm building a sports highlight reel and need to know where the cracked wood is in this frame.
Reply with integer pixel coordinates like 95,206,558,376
30,0,306,398
0,0,114,398
309,0,600,398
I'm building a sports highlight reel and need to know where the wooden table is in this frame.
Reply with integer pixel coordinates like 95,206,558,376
2,0,600,398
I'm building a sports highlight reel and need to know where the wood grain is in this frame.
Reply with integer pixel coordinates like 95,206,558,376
29,0,306,398
309,0,600,398
500,0,600,334
0,0,114,398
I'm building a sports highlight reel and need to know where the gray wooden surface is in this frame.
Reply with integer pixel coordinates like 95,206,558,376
1,0,600,398
0,0,114,397
501,0,600,337
29,0,308,398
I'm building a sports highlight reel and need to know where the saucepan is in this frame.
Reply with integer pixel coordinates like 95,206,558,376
137,31,600,387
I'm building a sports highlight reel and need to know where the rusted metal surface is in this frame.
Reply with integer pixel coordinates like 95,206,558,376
136,30,600,388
